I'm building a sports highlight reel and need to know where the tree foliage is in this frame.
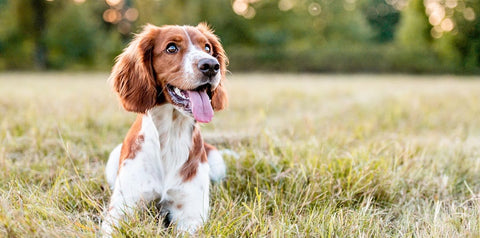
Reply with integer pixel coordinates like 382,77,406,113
396,0,431,50
0,0,478,73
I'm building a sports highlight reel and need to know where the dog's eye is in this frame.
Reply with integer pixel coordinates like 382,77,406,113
166,43,178,54
205,44,211,53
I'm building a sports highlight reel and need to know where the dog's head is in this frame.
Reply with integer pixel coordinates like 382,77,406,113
110,23,228,123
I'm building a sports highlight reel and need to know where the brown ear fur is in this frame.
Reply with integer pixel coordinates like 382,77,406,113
211,81,228,111
110,25,160,113
197,23,228,111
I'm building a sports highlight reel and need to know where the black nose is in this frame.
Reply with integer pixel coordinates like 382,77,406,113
198,58,220,77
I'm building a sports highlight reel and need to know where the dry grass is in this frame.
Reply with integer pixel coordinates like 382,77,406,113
1,73,480,237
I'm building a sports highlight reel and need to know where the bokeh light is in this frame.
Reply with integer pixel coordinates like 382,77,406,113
308,3,322,16
445,0,457,9
233,0,249,16
440,18,454,32
431,26,443,39
278,0,295,11
106,0,123,7
244,6,256,19
102,0,139,35
425,0,464,37
463,7,475,21
118,21,131,34
233,0,258,19
103,9,122,23
125,8,139,22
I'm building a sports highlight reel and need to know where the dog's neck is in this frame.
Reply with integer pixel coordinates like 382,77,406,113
146,104,195,169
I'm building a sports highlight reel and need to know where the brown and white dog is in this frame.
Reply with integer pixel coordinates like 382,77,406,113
102,23,228,236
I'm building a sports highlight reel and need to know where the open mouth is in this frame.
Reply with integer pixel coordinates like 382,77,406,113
166,84,214,123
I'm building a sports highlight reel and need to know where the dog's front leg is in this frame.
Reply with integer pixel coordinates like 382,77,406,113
101,188,137,237
165,163,210,234
102,160,160,237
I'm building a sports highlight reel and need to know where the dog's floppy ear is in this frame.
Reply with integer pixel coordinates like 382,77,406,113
197,23,228,111
110,24,161,113
210,81,228,111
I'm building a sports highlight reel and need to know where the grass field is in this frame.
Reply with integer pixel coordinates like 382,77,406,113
1,73,480,237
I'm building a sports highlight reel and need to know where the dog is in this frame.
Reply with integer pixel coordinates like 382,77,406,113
101,23,228,236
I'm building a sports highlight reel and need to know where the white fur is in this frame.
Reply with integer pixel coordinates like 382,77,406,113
105,143,121,189
102,105,213,236
207,149,226,182
182,26,220,89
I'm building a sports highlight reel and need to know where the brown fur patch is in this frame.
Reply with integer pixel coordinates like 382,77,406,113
119,115,144,169
180,126,207,182
211,81,228,111
110,25,161,113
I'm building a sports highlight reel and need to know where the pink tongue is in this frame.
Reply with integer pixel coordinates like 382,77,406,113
187,90,214,123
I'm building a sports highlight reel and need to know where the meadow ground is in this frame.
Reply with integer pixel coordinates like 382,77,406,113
1,73,480,237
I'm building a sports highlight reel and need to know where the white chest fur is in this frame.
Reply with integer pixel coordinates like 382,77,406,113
103,105,211,236
146,105,195,190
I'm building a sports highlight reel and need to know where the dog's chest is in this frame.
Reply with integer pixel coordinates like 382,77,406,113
143,105,195,186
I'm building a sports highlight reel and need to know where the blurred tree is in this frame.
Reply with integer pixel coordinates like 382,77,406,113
46,2,103,69
453,1,480,71
30,0,47,69
0,0,478,73
0,0,51,69
321,0,373,44
396,0,431,50
433,32,461,71
361,0,400,42
0,0,33,69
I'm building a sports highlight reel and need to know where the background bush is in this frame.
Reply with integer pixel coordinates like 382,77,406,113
0,0,478,74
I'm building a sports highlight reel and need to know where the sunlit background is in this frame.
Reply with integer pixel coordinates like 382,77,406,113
0,0,478,73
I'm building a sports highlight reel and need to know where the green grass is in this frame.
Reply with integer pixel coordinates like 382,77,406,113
1,73,480,237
